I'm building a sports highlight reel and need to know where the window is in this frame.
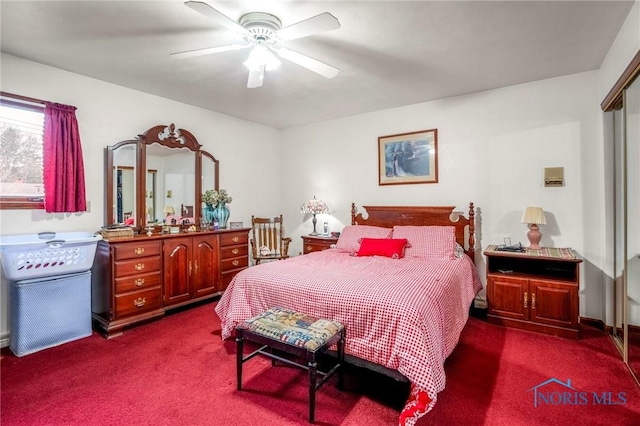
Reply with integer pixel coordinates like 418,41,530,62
0,93,45,209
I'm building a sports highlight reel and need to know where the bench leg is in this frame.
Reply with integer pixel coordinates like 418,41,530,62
308,360,317,423
236,334,244,391
337,329,345,390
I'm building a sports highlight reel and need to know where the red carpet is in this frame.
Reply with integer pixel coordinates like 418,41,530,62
2,301,639,425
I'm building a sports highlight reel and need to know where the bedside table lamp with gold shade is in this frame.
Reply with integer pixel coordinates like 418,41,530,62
521,206,547,250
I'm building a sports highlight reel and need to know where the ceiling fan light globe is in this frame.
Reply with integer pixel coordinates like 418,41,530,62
243,45,281,72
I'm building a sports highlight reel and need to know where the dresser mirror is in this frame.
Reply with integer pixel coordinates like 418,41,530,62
105,124,219,230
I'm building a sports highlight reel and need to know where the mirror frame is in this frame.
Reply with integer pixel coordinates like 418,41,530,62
105,123,219,230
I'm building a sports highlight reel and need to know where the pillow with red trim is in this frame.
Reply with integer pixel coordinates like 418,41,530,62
335,225,392,253
356,238,410,259
392,225,457,259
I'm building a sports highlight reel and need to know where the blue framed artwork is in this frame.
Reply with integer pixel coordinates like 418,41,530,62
378,128,438,185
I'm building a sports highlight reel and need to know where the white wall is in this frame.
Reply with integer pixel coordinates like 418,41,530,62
0,54,282,340
282,71,600,314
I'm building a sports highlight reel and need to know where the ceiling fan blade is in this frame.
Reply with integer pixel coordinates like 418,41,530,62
277,12,340,41
276,48,339,79
185,1,248,36
170,43,249,59
247,65,265,88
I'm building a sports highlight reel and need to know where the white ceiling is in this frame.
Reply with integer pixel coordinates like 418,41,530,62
0,1,634,129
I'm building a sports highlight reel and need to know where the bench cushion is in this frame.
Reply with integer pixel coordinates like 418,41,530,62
237,307,344,351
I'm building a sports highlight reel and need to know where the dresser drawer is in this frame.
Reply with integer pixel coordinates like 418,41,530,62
114,256,162,278
301,236,338,254
113,241,162,261
115,272,162,293
221,245,248,259
304,242,330,253
220,232,248,247
221,256,248,272
115,287,162,318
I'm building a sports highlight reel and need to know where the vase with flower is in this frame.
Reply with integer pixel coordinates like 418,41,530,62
202,188,233,229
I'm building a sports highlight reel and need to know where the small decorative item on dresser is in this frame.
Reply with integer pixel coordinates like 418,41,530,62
230,221,244,229
97,225,134,239
202,188,233,229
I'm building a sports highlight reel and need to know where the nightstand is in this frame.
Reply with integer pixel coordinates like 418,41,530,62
484,245,582,339
301,235,338,254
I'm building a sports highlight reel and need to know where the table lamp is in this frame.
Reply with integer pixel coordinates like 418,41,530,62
300,196,329,236
163,205,175,217
521,206,547,250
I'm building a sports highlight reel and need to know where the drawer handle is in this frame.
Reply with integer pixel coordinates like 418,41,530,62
531,293,536,310
306,246,312,251
135,278,145,287
189,260,193,276
523,292,528,309
135,247,145,255
232,260,239,267
232,236,239,243
135,263,145,271
133,297,146,308
232,248,239,255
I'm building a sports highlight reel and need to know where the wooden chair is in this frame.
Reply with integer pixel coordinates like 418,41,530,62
250,215,291,265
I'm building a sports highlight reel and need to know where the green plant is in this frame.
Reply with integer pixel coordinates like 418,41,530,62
202,189,232,206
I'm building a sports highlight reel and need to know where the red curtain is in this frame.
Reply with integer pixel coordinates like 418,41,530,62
43,102,87,213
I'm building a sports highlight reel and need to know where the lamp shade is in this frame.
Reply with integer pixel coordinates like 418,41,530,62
164,205,175,215
521,207,547,225
300,196,329,215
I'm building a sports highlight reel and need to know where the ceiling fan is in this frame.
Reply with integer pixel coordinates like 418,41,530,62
172,1,341,88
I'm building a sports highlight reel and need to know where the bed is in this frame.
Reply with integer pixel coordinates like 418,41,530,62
215,203,482,426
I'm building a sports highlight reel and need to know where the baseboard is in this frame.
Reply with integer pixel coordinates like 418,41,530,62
470,305,488,319
0,332,10,348
579,317,610,333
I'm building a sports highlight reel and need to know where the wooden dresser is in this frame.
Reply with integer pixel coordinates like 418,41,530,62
484,245,582,339
301,235,339,254
91,229,249,338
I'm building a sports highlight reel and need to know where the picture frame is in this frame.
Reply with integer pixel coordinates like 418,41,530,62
378,129,438,185
229,221,244,229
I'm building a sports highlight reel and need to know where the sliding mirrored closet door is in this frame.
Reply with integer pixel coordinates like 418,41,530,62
608,53,640,386
625,74,640,383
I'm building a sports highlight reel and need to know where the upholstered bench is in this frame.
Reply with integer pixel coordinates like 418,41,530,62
235,307,345,423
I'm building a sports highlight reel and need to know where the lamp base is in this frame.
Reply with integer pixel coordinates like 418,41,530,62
527,224,542,250
309,214,319,236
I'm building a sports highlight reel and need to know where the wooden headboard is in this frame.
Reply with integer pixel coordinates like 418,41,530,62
351,203,476,262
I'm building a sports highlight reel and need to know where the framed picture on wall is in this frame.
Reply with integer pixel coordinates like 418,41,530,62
378,129,438,185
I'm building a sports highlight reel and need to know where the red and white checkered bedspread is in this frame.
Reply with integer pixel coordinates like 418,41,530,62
215,249,482,423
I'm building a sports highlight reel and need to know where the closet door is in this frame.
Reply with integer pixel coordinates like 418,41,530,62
625,76,640,381
613,105,625,351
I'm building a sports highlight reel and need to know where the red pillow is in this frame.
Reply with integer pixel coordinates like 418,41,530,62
356,238,409,259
